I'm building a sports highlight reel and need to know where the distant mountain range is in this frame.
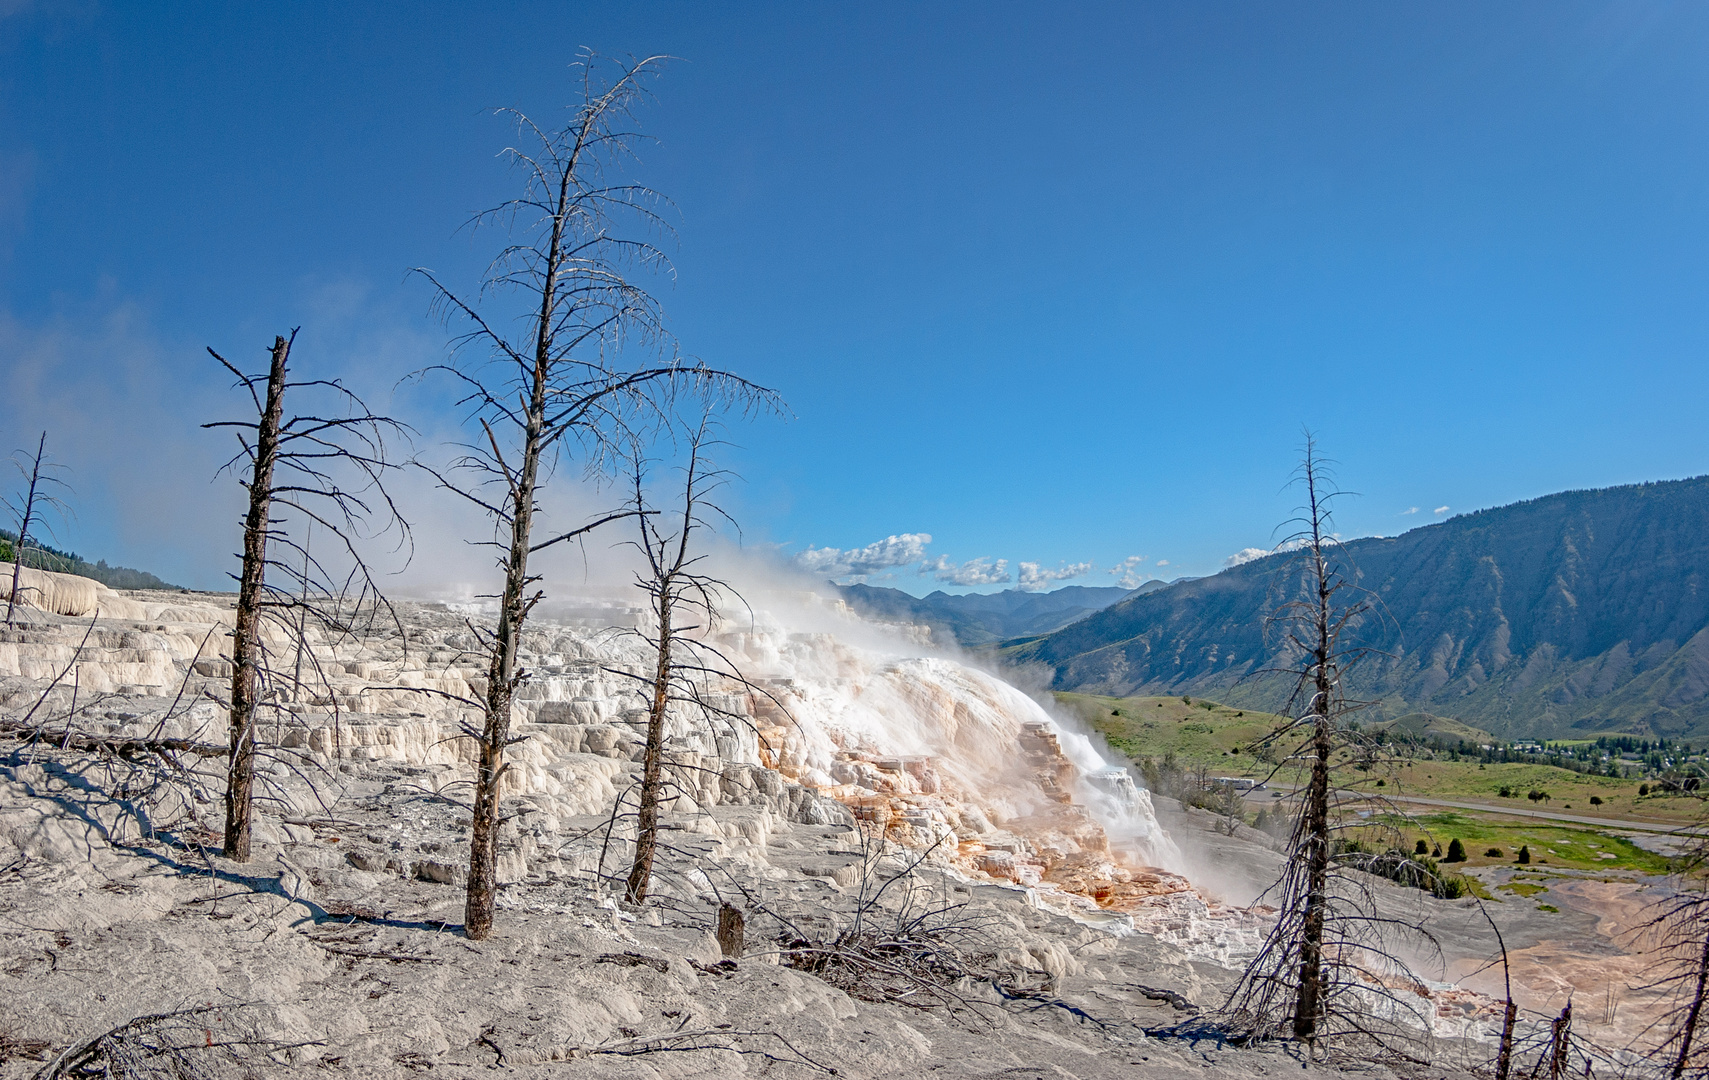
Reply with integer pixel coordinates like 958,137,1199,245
1007,476,1709,741
836,582,1163,647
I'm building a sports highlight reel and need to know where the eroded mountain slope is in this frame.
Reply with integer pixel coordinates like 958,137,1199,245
1011,476,1709,739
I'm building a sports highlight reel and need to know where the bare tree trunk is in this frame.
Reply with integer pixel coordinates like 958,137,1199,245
625,588,672,905
1674,929,1709,1079
717,903,745,958
1540,1001,1572,1080
614,424,757,908
1294,687,1332,1039
1292,461,1335,1043
225,335,289,862
1483,898,1519,1080
6,433,48,626
464,265,552,941
1498,999,1518,1080
465,439,540,939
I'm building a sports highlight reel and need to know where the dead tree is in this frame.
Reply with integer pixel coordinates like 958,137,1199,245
1218,436,1433,1057
4,431,71,625
1490,907,1519,1080
1636,827,1709,1079
615,421,760,905
1285,441,1351,1043
205,330,410,861
1535,1001,1572,1080
414,52,777,939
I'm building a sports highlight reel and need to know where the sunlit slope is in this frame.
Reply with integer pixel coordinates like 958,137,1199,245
1055,692,1282,772
1014,476,1709,741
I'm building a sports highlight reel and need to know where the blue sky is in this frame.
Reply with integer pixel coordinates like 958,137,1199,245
3,2,1708,594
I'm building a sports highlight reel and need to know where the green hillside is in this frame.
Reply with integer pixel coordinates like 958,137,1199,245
1372,712,1496,747
0,529,180,591
1055,692,1283,773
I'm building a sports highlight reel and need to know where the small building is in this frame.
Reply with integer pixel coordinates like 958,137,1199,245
1211,777,1265,792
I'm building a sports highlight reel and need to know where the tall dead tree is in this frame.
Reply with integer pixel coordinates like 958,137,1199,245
1219,437,1433,1057
206,330,409,861
1287,440,1344,1042
415,53,777,940
4,431,71,626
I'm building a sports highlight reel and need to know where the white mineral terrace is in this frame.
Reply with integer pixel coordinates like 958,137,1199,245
0,564,1268,950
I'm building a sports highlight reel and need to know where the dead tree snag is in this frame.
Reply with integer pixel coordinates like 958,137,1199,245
206,330,409,861
4,432,71,626
414,52,777,939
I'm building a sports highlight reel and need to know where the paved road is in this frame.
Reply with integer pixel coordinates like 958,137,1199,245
1380,794,1704,834
1254,785,1702,835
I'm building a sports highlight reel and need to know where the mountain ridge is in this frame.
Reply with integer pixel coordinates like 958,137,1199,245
836,582,1152,646
1007,475,1709,741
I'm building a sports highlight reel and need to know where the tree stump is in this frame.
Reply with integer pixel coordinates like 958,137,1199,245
716,903,744,958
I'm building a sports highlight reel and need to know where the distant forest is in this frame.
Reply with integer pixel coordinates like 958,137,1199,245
0,528,180,591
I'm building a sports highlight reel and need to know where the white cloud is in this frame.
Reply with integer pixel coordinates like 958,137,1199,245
1223,547,1270,569
1401,507,1419,515
1107,555,1149,589
920,555,1011,586
1434,506,1450,515
794,533,932,579
796,536,1100,591
1018,561,1093,591
1155,559,1169,567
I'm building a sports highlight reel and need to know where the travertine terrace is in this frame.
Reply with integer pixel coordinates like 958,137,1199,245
0,564,1635,1078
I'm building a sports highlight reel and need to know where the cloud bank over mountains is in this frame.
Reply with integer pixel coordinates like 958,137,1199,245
793,532,1150,592
920,554,1011,585
792,533,932,578
1019,561,1093,589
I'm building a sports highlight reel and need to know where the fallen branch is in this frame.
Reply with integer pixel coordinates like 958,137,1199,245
587,1027,837,1074
1130,982,1200,1012
595,951,670,974
32,1006,214,1079
992,986,1109,1027
0,718,227,760
308,942,443,964
0,1031,51,1064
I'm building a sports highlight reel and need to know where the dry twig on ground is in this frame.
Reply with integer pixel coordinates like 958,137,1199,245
31,1004,314,1080
758,832,1055,1029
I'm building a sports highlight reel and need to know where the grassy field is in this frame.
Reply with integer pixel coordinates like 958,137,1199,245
1386,759,1702,825
1066,690,1699,889
1350,812,1673,874
1059,691,1707,826
1055,691,1284,773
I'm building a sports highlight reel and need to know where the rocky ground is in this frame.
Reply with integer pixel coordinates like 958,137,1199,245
0,737,1434,1080
0,575,1657,1078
